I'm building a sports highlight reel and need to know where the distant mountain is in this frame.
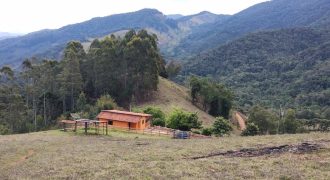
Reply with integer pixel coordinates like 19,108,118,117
172,0,330,59
183,28,330,109
1,0,330,67
0,32,21,40
0,9,225,67
166,14,184,20
0,9,178,67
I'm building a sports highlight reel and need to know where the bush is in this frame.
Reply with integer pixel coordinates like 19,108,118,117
241,123,259,136
96,94,118,111
0,124,10,135
319,120,330,132
201,128,213,136
166,108,202,131
212,117,232,136
142,107,166,127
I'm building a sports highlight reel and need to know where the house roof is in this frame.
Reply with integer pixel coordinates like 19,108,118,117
97,110,152,123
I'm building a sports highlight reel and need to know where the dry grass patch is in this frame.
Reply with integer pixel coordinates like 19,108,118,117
0,131,329,179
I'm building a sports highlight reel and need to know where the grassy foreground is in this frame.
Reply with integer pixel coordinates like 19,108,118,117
0,130,329,179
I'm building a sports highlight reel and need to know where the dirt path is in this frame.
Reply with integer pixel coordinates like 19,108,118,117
10,149,35,167
234,111,247,130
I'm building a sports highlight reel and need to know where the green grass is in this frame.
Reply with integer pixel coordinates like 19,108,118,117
0,130,329,179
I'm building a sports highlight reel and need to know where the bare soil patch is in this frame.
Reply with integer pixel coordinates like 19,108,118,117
192,142,325,159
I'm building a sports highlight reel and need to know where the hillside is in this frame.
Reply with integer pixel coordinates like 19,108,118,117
136,77,215,126
0,130,329,179
183,28,330,111
173,0,330,58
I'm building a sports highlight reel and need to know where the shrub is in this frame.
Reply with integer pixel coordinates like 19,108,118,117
0,124,10,135
201,128,213,136
96,94,118,111
212,117,232,136
142,107,166,127
319,120,330,132
166,108,202,131
241,123,259,136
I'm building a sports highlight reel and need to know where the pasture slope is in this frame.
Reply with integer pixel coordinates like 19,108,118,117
136,77,216,126
0,130,329,179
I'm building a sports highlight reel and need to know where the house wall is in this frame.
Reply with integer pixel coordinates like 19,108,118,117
113,121,129,128
98,117,151,130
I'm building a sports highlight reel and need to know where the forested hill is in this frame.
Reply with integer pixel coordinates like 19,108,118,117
0,9,226,67
182,28,330,111
173,0,330,59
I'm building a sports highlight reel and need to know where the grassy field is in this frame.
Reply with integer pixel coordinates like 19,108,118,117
0,130,329,179
136,77,215,126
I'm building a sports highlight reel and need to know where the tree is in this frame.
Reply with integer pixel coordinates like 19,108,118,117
248,105,277,134
189,76,233,118
166,61,181,79
58,41,84,112
241,123,260,136
76,92,87,112
212,116,232,136
283,109,300,134
166,108,201,131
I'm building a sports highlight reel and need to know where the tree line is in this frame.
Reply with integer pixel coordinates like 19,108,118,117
0,30,166,134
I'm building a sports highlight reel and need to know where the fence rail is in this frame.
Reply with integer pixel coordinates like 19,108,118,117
60,120,211,138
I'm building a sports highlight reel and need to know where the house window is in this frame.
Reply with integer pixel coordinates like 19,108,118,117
108,121,113,125
142,120,145,124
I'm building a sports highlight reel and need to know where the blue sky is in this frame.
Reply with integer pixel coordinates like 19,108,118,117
0,0,268,33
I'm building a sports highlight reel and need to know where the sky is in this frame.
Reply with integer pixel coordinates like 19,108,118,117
0,0,268,34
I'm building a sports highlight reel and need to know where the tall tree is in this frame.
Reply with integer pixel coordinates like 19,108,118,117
58,42,84,112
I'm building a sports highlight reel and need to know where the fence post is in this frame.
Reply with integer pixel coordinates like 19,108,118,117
106,122,108,135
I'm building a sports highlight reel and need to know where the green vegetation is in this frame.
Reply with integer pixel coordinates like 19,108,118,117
282,109,301,134
184,28,330,120
139,107,166,127
248,106,278,135
201,127,213,136
241,123,259,136
166,108,201,131
211,117,233,136
189,76,233,119
0,30,165,134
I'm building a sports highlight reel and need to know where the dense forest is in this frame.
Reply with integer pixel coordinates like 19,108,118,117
0,30,166,134
182,28,330,120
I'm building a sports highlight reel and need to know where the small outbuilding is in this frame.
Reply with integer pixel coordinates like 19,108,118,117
97,110,152,130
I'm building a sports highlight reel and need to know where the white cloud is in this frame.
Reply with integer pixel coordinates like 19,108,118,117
0,0,268,33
